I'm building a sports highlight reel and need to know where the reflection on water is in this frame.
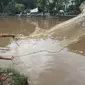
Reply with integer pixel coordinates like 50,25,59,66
0,17,63,35
0,17,85,85
0,17,65,47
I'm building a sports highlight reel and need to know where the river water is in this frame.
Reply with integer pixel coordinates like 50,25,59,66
0,17,85,85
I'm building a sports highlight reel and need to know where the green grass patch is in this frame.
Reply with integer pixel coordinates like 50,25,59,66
0,68,29,85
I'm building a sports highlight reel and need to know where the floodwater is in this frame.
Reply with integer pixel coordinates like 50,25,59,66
0,17,64,47
0,17,85,85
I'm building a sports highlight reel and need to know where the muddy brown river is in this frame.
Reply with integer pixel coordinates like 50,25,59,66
0,17,85,85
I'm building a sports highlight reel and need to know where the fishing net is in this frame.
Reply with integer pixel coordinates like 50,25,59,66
1,2,85,85
13,2,85,48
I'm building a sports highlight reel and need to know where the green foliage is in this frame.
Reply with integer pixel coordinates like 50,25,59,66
0,68,28,85
15,4,24,8
15,3,25,12
0,0,85,15
0,0,9,12
36,0,49,13
15,0,36,9
12,70,28,85
0,0,9,5
74,0,85,11
3,0,25,15
7,0,16,15
48,0,64,15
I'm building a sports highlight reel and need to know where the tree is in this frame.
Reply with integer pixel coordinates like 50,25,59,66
15,0,36,9
0,0,9,12
48,0,65,15
5,0,16,15
15,3,25,13
74,0,85,10
3,0,25,15
36,0,49,16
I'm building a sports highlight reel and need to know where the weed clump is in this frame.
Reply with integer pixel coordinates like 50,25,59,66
0,68,28,85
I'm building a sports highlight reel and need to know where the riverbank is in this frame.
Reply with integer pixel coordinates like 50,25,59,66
0,12,77,19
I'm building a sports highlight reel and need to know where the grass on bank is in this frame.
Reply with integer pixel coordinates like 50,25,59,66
0,68,29,85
